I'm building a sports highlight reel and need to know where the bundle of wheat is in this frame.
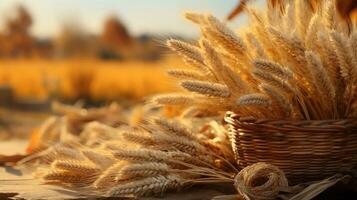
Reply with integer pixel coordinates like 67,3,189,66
21,103,236,197
155,0,357,120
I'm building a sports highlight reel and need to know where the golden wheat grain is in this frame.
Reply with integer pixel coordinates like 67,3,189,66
329,31,356,82
43,170,86,184
283,3,295,33
349,31,357,81
152,94,194,105
246,32,266,58
82,150,115,169
322,0,336,30
112,149,173,163
122,130,156,146
154,118,195,140
237,93,271,106
268,27,305,63
305,51,336,101
152,132,206,154
295,0,313,39
166,39,205,68
259,83,290,111
316,31,340,84
204,14,247,56
167,69,204,80
93,161,127,189
253,59,293,80
107,175,184,197
305,14,320,50
252,69,294,94
180,80,230,97
200,39,247,92
52,145,86,160
52,159,99,174
118,162,170,180
184,12,204,24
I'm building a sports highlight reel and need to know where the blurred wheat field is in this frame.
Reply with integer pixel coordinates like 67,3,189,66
0,58,181,101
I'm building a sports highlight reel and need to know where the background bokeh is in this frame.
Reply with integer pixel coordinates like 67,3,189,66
0,0,263,139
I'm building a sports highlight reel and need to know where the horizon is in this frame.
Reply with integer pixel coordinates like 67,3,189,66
0,0,264,39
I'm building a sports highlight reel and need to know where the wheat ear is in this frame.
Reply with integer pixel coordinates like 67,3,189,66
152,94,194,105
118,162,170,180
43,170,90,184
122,131,156,146
184,12,204,24
93,161,127,189
268,27,305,63
322,0,336,30
52,159,99,174
252,69,294,94
166,39,206,69
112,149,176,163
305,51,336,116
295,0,313,39
204,14,246,56
237,93,271,106
253,59,293,80
107,175,185,197
305,14,320,49
316,31,340,85
167,69,204,80
82,150,114,169
180,80,230,97
152,132,206,155
259,83,291,111
305,51,336,99
329,31,356,82
154,118,195,140
246,32,266,58
348,31,357,82
199,39,246,92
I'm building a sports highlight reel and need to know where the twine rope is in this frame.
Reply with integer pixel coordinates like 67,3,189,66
232,162,355,200
234,162,289,200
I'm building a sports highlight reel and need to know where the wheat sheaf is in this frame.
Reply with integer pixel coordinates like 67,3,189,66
23,105,236,197
155,0,357,120
20,0,357,198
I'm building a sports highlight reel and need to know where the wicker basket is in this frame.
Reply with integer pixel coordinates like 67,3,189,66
224,111,357,184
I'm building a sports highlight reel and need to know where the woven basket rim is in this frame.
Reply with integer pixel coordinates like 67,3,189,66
225,111,357,123
224,111,357,132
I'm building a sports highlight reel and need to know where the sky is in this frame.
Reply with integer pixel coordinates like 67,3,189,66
0,0,263,38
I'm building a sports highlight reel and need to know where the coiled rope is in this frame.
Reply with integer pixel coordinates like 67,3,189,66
234,162,288,200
